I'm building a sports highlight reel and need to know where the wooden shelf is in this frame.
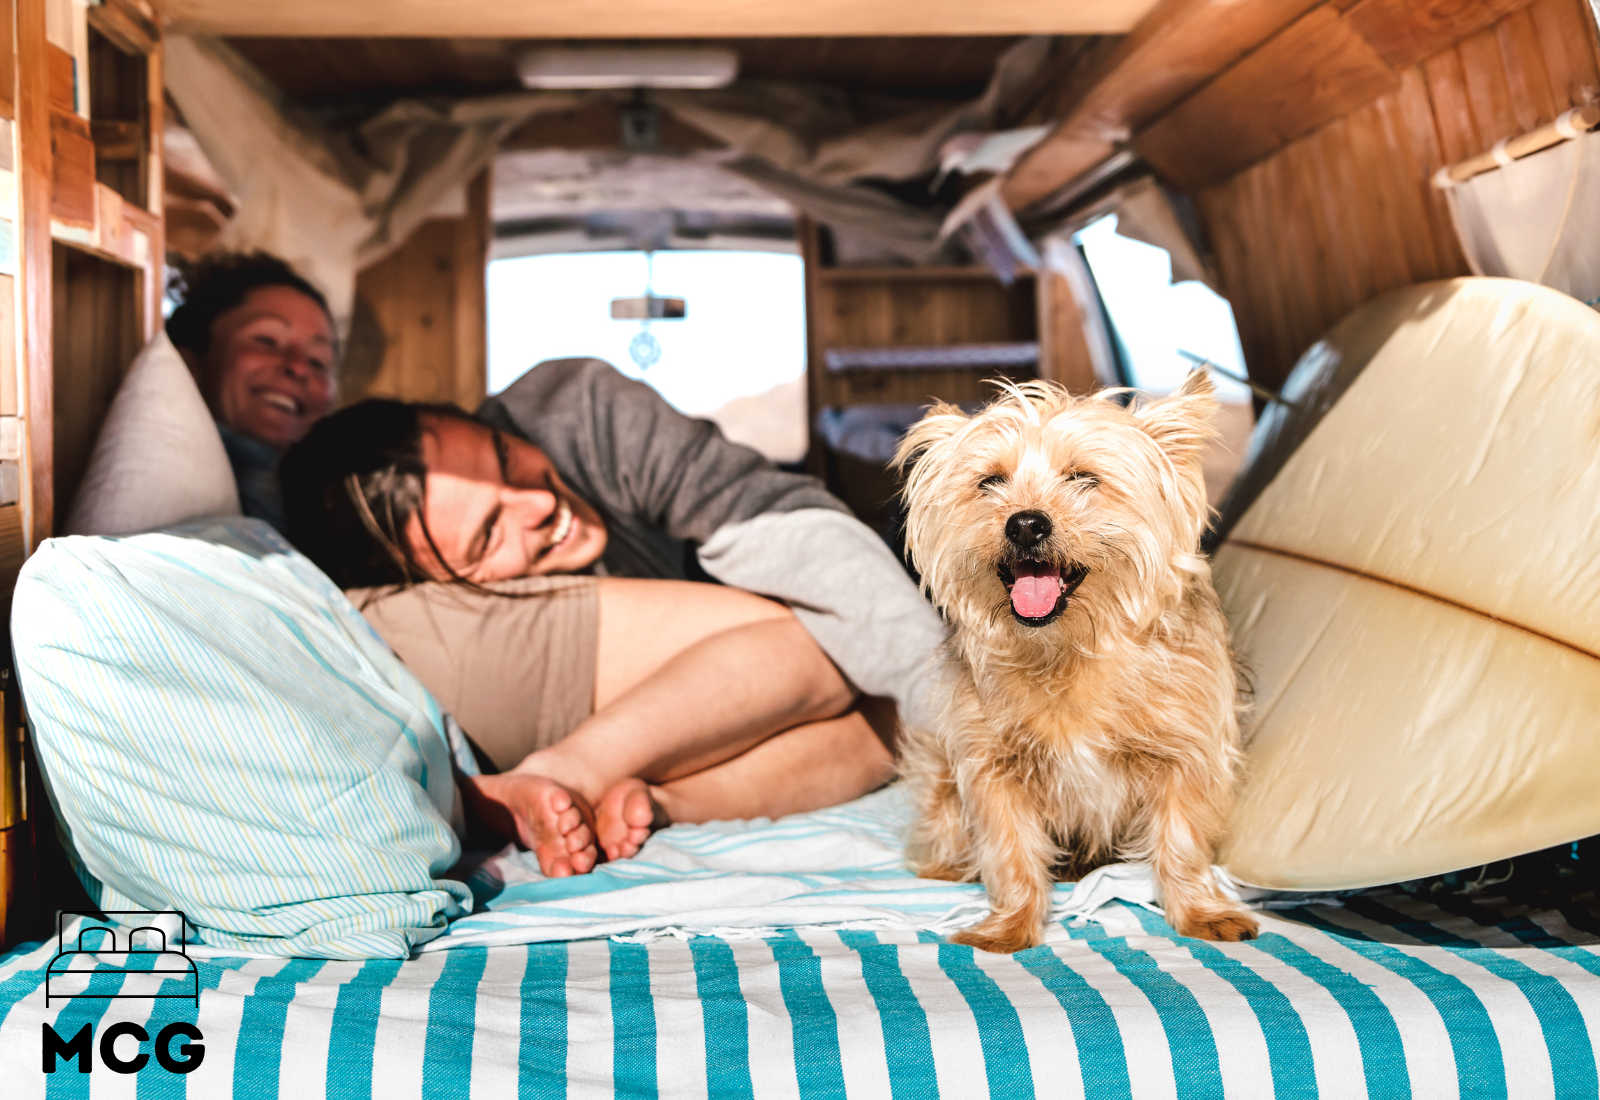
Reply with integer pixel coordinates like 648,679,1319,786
819,264,1035,284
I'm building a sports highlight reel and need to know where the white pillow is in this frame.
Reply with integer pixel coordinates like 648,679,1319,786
63,330,240,535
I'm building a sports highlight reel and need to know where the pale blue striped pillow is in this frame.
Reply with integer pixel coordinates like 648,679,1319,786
11,517,475,958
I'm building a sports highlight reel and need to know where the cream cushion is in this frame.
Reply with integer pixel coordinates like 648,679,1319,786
63,330,240,536
1216,278,1600,890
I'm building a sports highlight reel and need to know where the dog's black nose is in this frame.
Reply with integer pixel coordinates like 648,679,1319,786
1005,510,1052,549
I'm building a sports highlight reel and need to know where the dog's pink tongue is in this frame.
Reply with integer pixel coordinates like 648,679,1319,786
1010,562,1063,618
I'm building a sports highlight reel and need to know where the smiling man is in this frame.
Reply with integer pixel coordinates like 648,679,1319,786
279,357,950,874
167,252,339,530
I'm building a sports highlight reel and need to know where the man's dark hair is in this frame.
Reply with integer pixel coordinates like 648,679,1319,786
280,398,482,592
166,251,334,357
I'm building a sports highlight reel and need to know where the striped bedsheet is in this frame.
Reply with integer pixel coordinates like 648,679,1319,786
2,887,1599,1097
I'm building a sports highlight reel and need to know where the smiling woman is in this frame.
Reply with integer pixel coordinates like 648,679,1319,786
166,252,340,529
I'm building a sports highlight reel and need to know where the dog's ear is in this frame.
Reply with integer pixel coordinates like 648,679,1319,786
1134,369,1219,467
892,403,970,475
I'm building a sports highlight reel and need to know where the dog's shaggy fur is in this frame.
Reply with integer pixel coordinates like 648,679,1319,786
894,371,1256,952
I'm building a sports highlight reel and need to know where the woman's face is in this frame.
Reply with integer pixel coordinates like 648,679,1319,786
407,413,608,582
196,285,337,450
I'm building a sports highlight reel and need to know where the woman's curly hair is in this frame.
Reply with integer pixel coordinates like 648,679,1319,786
166,251,335,357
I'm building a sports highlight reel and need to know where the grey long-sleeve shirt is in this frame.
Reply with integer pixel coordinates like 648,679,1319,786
476,358,948,730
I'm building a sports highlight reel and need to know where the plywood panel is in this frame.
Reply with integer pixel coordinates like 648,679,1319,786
20,0,57,543
0,0,15,120
348,169,489,411
1346,0,1532,68
1195,0,1598,392
1002,0,1321,211
1138,6,1400,191
50,244,139,518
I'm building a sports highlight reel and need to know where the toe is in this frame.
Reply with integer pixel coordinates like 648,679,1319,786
622,787,656,828
566,824,594,852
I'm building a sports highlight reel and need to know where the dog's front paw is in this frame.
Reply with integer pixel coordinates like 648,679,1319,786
952,910,1042,953
912,858,974,883
1174,908,1258,942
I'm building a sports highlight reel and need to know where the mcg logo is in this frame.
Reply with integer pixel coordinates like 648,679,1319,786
40,911,206,1075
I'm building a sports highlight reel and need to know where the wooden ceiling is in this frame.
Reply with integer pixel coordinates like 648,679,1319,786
164,0,1160,37
227,36,1035,106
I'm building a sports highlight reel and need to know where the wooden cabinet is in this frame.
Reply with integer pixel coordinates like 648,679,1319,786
0,0,164,946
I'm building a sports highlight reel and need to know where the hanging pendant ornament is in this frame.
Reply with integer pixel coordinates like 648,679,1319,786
629,328,662,369
630,249,660,370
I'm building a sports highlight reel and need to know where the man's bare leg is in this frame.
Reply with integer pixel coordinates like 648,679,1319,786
595,695,898,858
508,579,859,865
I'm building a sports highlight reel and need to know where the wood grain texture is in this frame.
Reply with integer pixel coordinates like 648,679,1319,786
1137,6,1401,191
50,244,138,520
20,0,55,543
1003,0,1322,211
45,41,71,114
164,0,1158,37
0,276,14,417
1345,0,1533,68
230,35,1025,105
347,169,491,411
47,110,93,228
0,0,14,119
1193,0,1598,393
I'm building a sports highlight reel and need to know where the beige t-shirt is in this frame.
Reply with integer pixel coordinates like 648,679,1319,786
348,576,599,772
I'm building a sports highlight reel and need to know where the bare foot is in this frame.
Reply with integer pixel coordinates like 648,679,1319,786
460,771,598,877
595,778,666,862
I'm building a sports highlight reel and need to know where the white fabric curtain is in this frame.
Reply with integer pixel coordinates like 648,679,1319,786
1442,129,1600,309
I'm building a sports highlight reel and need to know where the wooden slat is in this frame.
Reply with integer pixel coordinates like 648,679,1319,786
1344,0,1534,69
48,110,93,229
0,276,14,417
0,0,14,119
1457,24,1521,144
90,118,142,160
1186,0,1593,390
1420,46,1482,164
50,245,140,518
1001,0,1323,212
1137,5,1400,191
1526,0,1600,104
45,41,72,115
163,0,1159,36
86,0,158,55
1496,8,1560,130
451,168,488,413
1392,66,1466,274
20,0,55,544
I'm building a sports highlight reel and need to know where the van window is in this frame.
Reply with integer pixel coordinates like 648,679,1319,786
488,250,807,463
1074,214,1249,402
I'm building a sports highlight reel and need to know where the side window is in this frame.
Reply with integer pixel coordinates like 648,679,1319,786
1074,214,1250,402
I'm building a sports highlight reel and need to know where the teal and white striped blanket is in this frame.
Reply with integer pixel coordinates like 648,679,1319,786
429,787,1230,948
3,788,1598,1096
3,888,1599,1096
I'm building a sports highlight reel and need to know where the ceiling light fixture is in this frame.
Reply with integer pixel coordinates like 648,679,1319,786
516,47,739,90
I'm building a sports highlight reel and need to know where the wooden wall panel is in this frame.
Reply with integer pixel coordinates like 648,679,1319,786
1196,0,1600,393
346,169,489,411
50,244,138,517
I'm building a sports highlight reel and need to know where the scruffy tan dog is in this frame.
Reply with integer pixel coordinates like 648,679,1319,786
893,371,1256,952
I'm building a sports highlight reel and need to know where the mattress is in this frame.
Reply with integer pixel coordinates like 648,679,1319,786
2,886,1597,1097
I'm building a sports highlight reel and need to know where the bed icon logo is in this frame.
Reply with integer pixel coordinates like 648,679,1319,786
42,911,206,1075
